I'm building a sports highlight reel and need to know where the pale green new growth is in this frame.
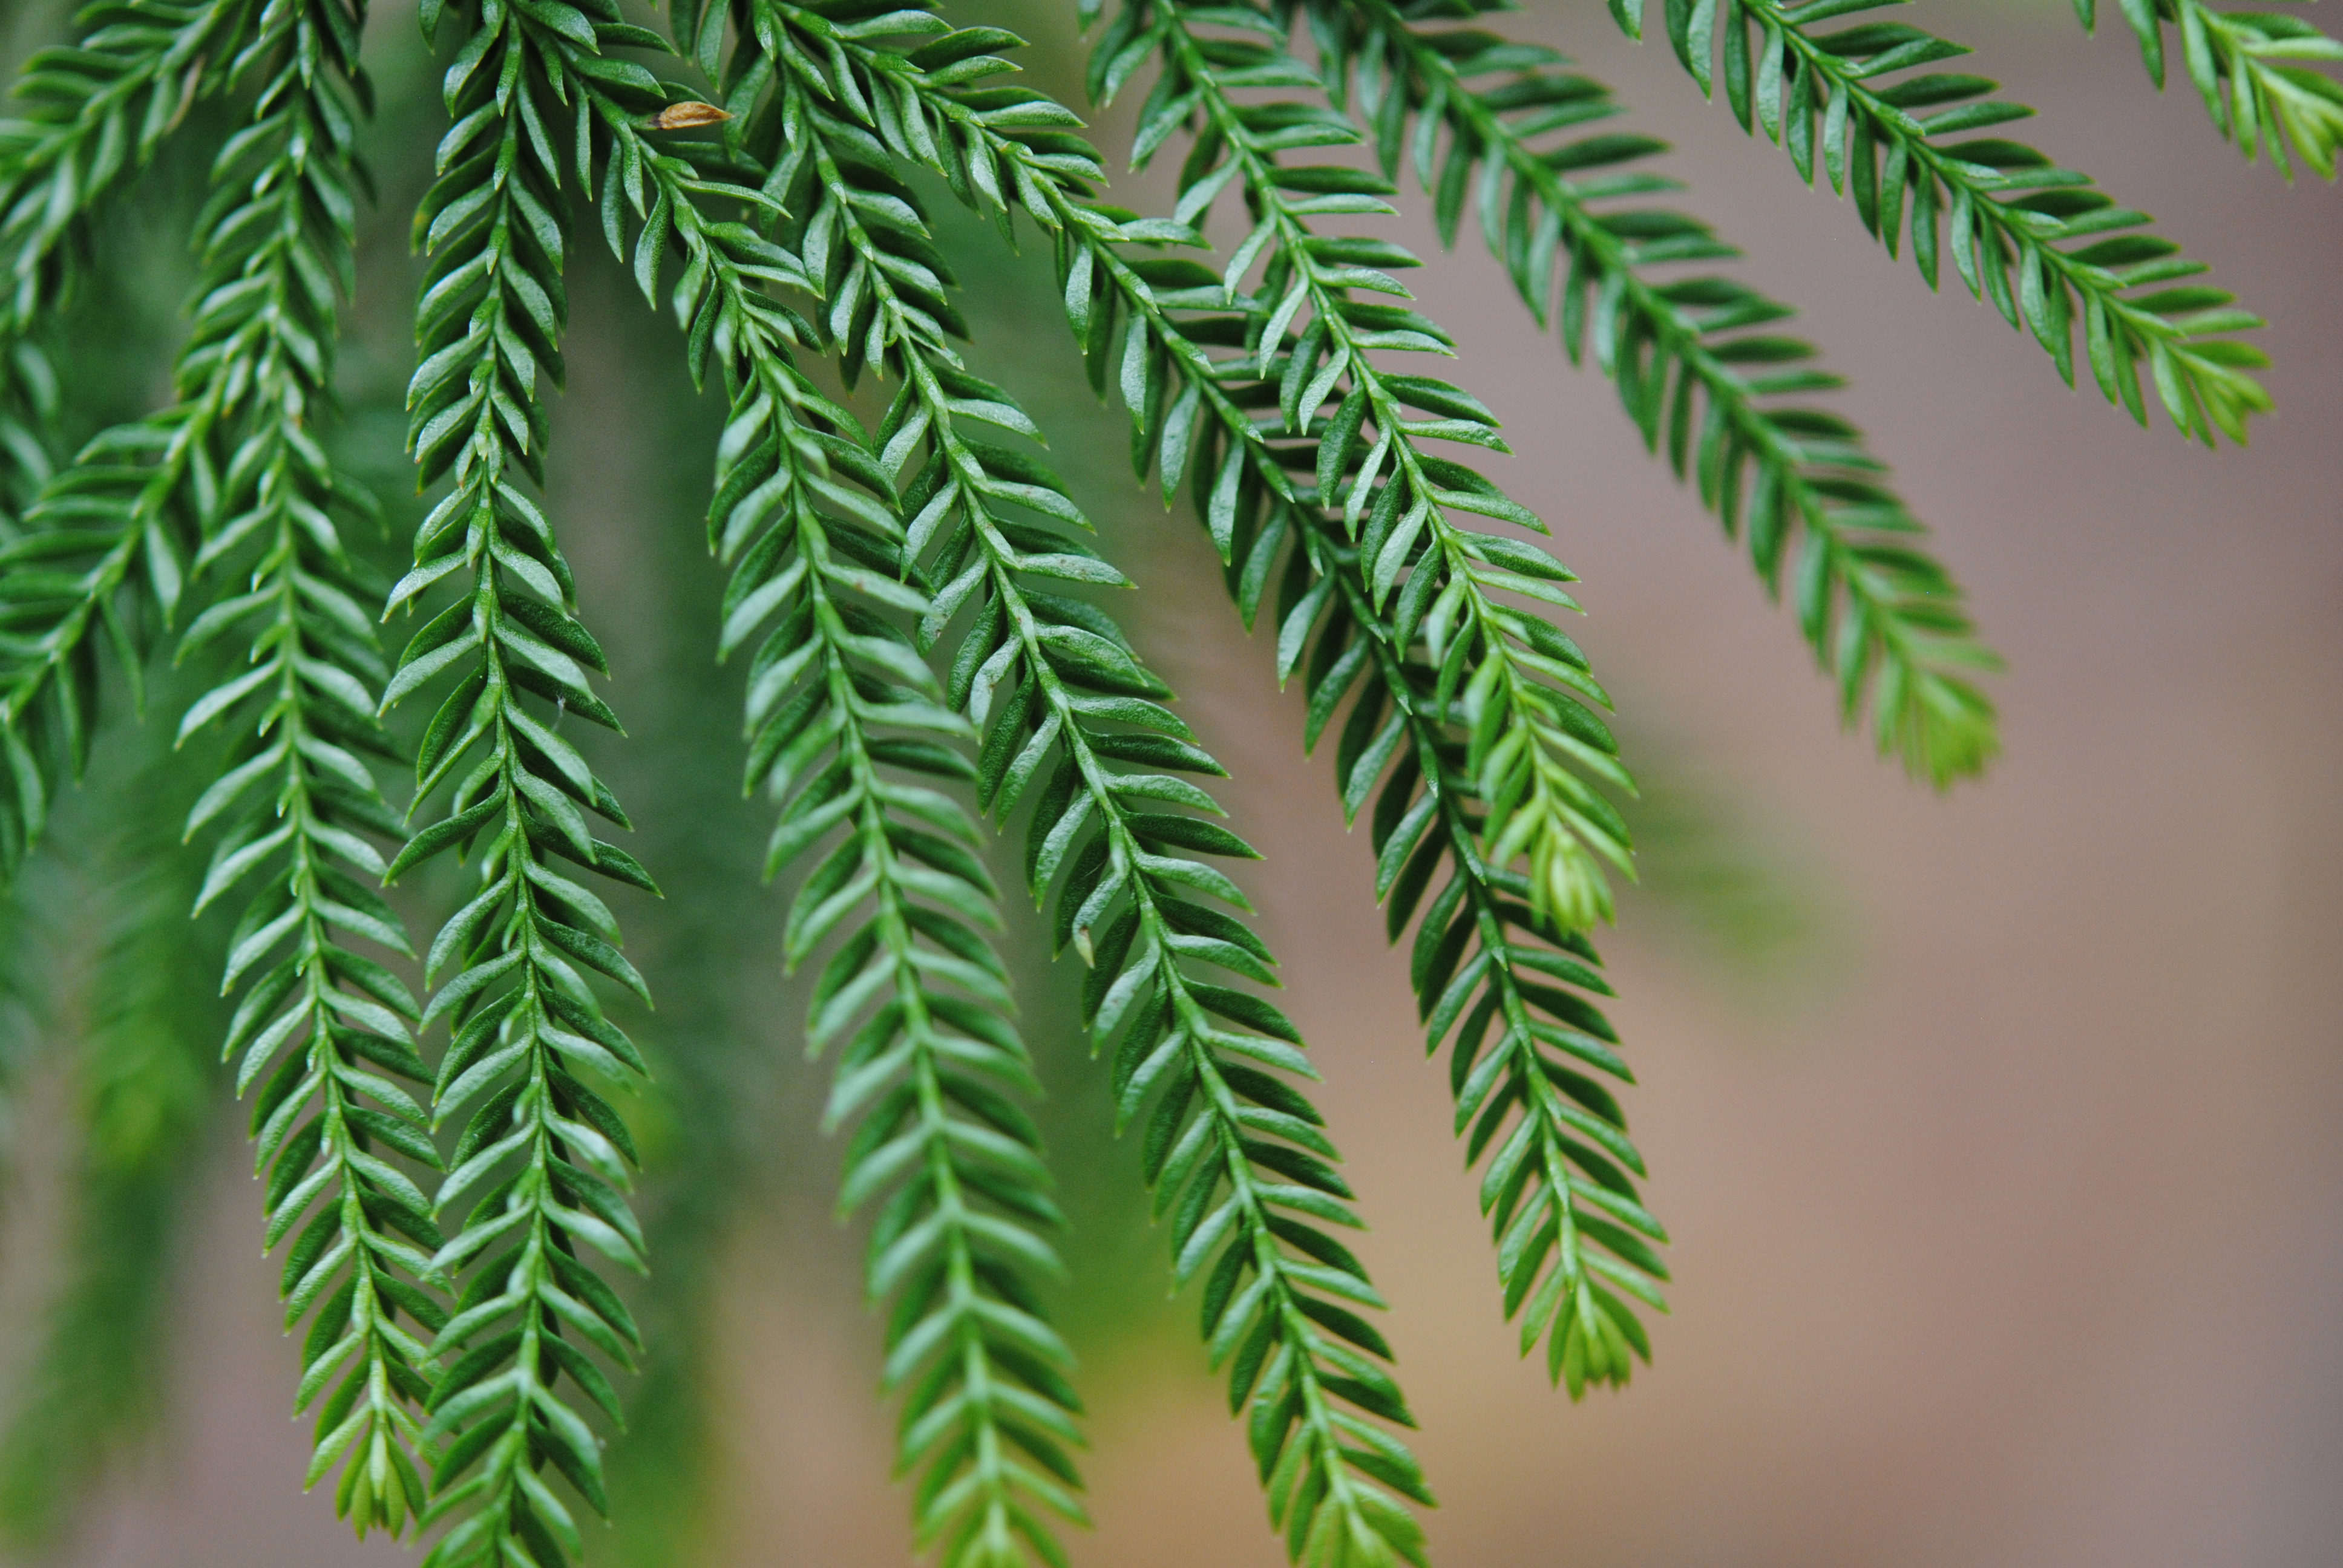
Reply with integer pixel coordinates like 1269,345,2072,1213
0,0,2314,1563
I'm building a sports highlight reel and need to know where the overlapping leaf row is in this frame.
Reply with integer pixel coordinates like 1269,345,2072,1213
1312,532,1676,1397
0,419,167,889
531,64,834,1568
678,21,1099,1561
2078,0,2343,178
767,0,1664,1413
1620,0,2270,445
723,342,1090,1568
408,3,1095,1561
731,16,1434,1563
902,354,1434,1568
0,342,56,537
1067,223,1679,1393
1223,422,1673,1399
0,0,274,881
1144,348,1674,1396
559,29,1091,1567
158,0,450,1536
0,0,260,339
1060,0,1667,1394
1109,0,1634,936
1297,0,1995,783
387,5,664,1564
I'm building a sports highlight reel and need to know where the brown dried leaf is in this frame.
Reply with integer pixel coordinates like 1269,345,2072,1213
652,102,732,130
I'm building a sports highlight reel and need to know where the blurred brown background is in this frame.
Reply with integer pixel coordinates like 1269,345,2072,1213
2,1,2339,1565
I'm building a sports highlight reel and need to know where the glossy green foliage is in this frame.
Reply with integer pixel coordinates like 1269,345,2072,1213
1104,0,1633,936
0,0,270,884
716,8,1435,1558
2079,0,2343,177
0,0,2321,1564
708,13,1095,1563
908,346,1438,1561
385,4,667,1563
1619,0,2274,445
0,0,259,336
1054,0,1667,1395
158,0,448,1535
914,380,1440,1563
1302,0,1995,782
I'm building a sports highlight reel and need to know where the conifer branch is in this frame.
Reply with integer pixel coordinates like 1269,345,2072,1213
2077,0,2343,177
156,0,449,1535
456,10,1109,1562
731,24,1104,1568
730,16,1437,1560
1299,0,1997,783
1052,212,1676,1388
898,353,1431,1566
388,5,664,1564
1619,0,2273,444
734,388,1088,1565
1119,0,1633,932
0,0,261,339
0,0,286,889
1311,528,1670,1396
1051,0,1673,1390
719,70,1092,1568
1056,217,1674,1397
773,0,1665,1410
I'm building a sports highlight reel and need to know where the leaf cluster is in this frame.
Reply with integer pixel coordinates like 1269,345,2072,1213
1622,0,2272,445
1046,0,1671,1391
2079,0,2343,177
381,4,675,1562
1302,0,1998,783
161,0,453,1534
0,0,2321,1565
716,9,1438,1557
709,31,1095,1555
